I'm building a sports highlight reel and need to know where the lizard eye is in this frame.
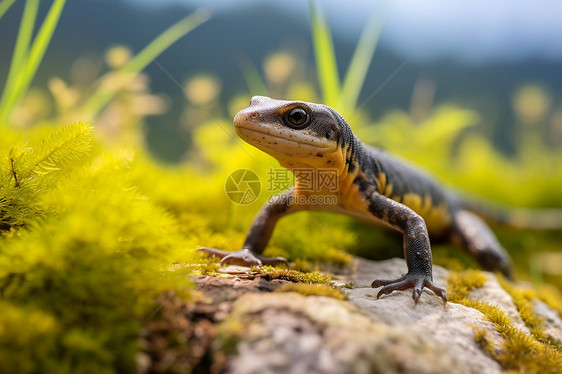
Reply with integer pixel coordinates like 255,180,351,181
285,107,310,128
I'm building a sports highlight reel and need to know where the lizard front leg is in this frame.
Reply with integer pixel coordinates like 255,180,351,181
199,187,301,267
365,192,447,304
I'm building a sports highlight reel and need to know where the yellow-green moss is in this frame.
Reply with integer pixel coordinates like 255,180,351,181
498,276,548,341
276,283,346,300
252,265,333,285
340,281,355,289
446,269,487,303
267,215,356,268
288,258,314,273
431,248,477,273
0,126,200,373
447,270,562,373
189,257,222,276
473,327,496,357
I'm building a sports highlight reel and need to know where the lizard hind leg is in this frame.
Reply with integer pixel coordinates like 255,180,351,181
451,209,513,279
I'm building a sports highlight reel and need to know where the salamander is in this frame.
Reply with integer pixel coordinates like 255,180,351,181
199,96,561,304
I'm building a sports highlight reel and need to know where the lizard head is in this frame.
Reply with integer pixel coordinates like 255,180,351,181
234,96,353,169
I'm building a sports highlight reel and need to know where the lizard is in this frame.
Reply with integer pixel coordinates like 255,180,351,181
199,96,562,305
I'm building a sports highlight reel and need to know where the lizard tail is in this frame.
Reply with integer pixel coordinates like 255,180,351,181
461,199,562,230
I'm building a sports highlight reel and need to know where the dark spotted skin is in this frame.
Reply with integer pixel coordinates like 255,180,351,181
199,96,520,305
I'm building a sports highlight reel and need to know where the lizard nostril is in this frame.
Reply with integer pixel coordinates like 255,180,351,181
250,111,259,119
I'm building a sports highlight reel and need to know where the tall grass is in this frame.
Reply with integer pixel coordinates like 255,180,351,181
309,0,384,116
80,9,210,117
0,3,210,126
339,11,385,115
239,56,269,96
0,0,66,125
0,0,18,21
309,0,340,108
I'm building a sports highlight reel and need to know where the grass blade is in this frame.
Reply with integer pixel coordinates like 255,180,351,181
239,56,268,96
0,0,66,125
309,0,340,108
339,11,385,116
81,9,210,117
0,0,39,124
0,0,18,21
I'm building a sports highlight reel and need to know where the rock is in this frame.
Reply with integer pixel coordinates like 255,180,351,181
467,270,530,333
221,293,471,374
219,258,504,374
345,258,504,373
143,257,562,374
534,298,562,342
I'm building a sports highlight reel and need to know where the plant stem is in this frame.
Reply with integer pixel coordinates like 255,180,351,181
81,9,210,118
0,0,39,124
309,0,340,108
0,0,18,21
339,11,385,116
0,0,66,125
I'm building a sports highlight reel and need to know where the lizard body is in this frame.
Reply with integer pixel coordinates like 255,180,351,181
200,96,558,304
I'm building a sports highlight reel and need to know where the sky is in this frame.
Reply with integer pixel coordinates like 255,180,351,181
130,0,562,64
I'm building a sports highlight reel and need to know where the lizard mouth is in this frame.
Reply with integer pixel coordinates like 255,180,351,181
235,125,335,151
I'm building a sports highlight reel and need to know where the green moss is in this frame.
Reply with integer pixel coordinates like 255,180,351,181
0,127,200,373
289,258,314,273
446,269,487,303
189,257,221,276
448,270,562,373
276,283,346,300
0,302,58,373
253,265,333,285
473,327,495,357
0,123,92,230
431,246,481,273
498,276,549,342
268,212,355,267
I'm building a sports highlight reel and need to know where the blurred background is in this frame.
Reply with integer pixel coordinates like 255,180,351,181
1,0,561,161
1,0,562,283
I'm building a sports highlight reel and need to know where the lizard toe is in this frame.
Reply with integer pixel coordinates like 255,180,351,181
372,273,447,304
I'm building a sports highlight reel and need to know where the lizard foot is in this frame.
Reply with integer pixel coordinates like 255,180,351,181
371,273,447,305
197,247,288,268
